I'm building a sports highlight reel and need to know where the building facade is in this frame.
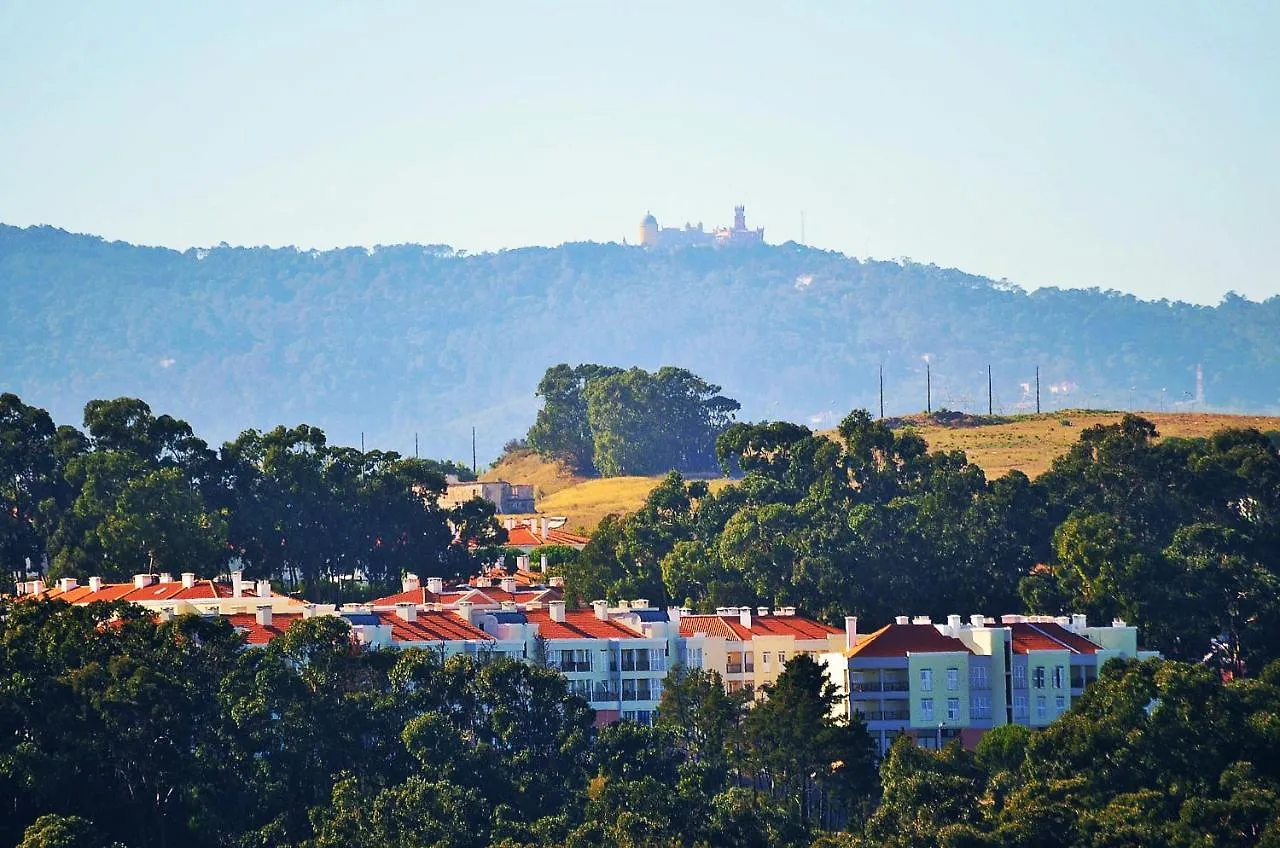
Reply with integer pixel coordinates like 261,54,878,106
638,206,765,249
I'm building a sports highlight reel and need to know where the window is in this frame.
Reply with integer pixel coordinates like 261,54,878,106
568,679,591,698
946,667,959,691
679,647,703,669
970,665,988,689
921,698,934,721
971,694,989,719
622,679,637,701
762,652,771,669
621,650,635,672
1033,666,1046,689
1053,665,1065,689
1013,664,1027,689
1055,695,1066,712
1036,696,1047,720
1013,695,1028,720
649,648,666,671
920,668,933,692
947,698,960,720
777,651,787,665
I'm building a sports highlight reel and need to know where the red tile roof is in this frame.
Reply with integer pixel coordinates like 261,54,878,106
502,525,590,549
846,623,974,658
679,613,839,641
526,609,646,640
225,612,303,645
370,587,440,606
680,615,750,640
375,610,493,643
368,585,563,607
1009,622,1101,655
30,579,257,606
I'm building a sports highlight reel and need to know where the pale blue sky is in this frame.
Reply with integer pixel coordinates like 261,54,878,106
2,2,1277,304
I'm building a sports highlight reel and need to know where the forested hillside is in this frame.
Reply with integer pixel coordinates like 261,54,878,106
4,224,1279,461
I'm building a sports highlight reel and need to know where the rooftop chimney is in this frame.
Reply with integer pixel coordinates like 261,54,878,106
476,576,492,588
181,572,196,589
592,599,609,621
427,576,443,595
540,554,548,572
89,576,103,593
159,606,175,622
549,600,566,623
539,516,549,537
845,616,858,650
231,571,244,598
739,607,752,629
946,614,962,636
58,577,78,594
255,579,272,598
632,599,649,609
302,603,317,620
158,572,172,584
29,579,45,595
1070,614,1087,633
402,572,420,592
456,600,474,625
501,600,518,611
895,615,910,625
516,554,530,572
971,614,986,628
1000,614,1022,624
501,576,517,594
395,602,417,623
255,605,273,627
133,573,155,589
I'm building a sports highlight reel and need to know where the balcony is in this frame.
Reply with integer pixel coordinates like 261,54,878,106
969,679,991,691
591,687,619,703
726,662,743,674
850,681,883,693
882,680,910,692
970,706,992,720
555,661,593,673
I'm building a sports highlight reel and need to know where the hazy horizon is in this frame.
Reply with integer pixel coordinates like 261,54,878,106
3,2,1279,306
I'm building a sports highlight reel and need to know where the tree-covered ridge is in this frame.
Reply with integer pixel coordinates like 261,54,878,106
4,223,1279,462
565,411,1280,673
526,363,740,476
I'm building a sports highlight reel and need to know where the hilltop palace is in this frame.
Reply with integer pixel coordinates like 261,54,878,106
638,205,765,249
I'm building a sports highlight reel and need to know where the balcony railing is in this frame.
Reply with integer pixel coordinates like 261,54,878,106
726,662,743,674
969,679,991,690
555,661,593,673
856,709,910,722
970,707,992,719
851,681,883,692
590,688,619,703
882,680,910,692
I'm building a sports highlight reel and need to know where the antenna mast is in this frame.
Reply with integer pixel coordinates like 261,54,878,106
926,363,932,415
879,363,884,419
988,365,993,416
472,427,477,475
1035,366,1041,414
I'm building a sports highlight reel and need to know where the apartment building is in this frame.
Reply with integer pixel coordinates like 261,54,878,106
14,572,306,615
820,613,1155,754
676,606,848,693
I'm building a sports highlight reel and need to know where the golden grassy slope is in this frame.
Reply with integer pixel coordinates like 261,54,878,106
485,413,1280,533
906,411,1280,479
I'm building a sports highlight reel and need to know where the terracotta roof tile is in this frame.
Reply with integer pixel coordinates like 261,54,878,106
846,623,973,658
679,615,751,640
225,612,303,645
747,614,841,639
1009,622,1101,655
375,610,493,643
526,609,645,640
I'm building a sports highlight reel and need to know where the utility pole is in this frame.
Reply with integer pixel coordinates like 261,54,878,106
926,363,932,415
472,427,477,475
1035,366,1041,414
988,365,993,416
414,432,419,459
879,363,884,419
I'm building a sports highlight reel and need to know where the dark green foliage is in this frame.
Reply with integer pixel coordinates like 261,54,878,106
529,364,740,477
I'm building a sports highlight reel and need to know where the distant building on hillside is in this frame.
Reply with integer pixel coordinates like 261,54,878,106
440,478,535,514
638,206,765,249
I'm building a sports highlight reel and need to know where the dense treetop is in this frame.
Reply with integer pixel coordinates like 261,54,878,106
4,224,1278,462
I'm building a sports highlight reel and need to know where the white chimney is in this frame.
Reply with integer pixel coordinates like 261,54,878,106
1070,613,1087,633
402,572,420,592
395,602,417,623
30,579,45,595
632,599,649,609
516,554,530,572
159,606,175,622
845,616,858,650
592,599,609,621
302,603,317,619
255,605,272,627
58,577,78,593
895,615,909,625
181,572,196,589
231,571,244,598
89,576,103,593
757,606,769,617
427,576,443,595
255,579,272,598
1001,614,1021,624
476,576,492,588
503,516,516,530
947,614,962,635
912,615,931,625
158,572,172,584
539,516,549,537
739,607,752,629
456,600,475,624
133,573,155,589
971,614,986,628
540,554,548,572
501,576,517,594
549,600,566,623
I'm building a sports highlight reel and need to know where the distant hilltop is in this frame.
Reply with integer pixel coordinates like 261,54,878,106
637,205,764,249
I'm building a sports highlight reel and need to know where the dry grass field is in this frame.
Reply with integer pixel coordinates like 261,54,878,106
482,413,1280,533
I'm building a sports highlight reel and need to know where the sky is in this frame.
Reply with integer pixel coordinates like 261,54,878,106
2,2,1278,305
